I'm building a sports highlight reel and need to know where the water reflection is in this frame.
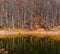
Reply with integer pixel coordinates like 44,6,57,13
0,36,60,54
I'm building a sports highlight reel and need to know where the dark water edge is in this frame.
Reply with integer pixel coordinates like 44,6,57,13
0,36,60,54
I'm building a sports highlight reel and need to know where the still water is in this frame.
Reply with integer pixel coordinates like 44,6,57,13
0,36,60,54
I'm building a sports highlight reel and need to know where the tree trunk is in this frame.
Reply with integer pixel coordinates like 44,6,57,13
30,14,33,30
12,16,15,29
6,11,8,29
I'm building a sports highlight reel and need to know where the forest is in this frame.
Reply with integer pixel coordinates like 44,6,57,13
0,0,60,30
0,0,60,54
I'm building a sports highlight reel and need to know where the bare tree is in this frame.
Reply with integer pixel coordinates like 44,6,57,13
45,1,50,30
12,16,15,29
0,5,3,28
29,0,34,30
53,2,58,27
4,0,9,29
1,0,60,30
11,1,16,29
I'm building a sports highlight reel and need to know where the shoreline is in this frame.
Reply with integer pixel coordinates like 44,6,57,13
0,29,60,39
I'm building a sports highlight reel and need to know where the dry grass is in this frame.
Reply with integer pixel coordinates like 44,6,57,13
0,29,60,40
